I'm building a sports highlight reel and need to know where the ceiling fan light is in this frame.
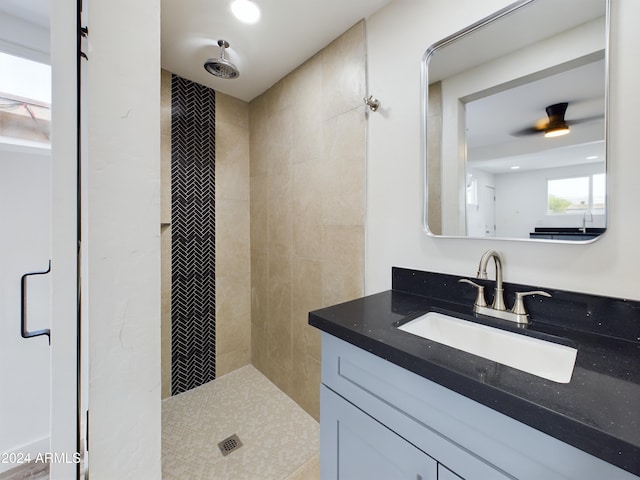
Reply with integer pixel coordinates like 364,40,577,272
544,124,570,138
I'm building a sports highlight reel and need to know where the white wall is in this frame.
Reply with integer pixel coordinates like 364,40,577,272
494,163,606,238
366,0,640,300
86,0,162,477
466,168,495,237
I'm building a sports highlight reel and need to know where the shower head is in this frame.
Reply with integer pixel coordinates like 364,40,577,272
204,40,240,79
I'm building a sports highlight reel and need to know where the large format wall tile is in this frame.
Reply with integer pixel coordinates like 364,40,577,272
215,91,251,377
249,21,366,421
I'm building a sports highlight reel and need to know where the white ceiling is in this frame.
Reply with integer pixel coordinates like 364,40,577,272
428,0,607,175
0,0,49,28
161,0,393,102
2,0,393,103
428,0,605,83
465,58,606,172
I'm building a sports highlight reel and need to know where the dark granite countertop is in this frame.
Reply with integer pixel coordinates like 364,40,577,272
533,227,607,234
309,268,640,477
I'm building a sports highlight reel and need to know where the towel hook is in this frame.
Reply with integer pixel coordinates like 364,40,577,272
363,95,380,112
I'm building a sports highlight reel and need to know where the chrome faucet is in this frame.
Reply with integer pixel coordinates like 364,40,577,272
459,250,551,325
581,209,593,233
476,250,506,311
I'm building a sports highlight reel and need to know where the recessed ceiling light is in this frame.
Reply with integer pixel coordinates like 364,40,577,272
511,166,520,170
231,0,261,24
586,155,598,160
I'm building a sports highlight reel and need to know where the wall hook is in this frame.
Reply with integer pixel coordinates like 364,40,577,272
364,95,380,112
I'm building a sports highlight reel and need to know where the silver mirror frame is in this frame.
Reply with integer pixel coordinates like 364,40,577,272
421,0,610,243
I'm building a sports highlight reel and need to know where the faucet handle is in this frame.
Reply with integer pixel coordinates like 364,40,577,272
511,290,552,315
459,278,487,307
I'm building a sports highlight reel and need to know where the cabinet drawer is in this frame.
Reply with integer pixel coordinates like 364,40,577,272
321,385,437,480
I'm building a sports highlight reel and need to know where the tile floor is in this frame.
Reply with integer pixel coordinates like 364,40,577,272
0,462,48,480
162,365,320,480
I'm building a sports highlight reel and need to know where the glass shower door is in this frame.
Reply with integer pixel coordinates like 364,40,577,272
0,143,53,475
0,51,53,475
0,1,81,471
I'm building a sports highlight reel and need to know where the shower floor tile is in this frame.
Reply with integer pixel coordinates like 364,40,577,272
162,365,320,480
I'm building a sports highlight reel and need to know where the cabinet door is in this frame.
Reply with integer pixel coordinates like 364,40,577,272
438,464,464,480
321,385,437,480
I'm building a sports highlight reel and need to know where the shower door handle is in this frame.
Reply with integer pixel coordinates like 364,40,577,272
20,260,52,344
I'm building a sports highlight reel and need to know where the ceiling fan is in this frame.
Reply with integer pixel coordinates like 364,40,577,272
511,102,602,138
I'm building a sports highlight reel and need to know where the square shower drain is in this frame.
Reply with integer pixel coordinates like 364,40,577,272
218,434,243,456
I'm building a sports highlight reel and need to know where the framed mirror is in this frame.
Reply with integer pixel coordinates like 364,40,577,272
422,0,609,242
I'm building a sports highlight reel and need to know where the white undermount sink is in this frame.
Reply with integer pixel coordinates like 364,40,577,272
398,311,577,383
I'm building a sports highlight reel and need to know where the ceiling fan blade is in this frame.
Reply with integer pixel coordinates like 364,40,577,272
510,125,544,137
508,102,601,137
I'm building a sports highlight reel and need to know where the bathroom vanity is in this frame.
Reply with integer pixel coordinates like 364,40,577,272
310,268,640,479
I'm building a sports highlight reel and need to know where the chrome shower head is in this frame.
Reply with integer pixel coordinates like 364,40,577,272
204,40,240,79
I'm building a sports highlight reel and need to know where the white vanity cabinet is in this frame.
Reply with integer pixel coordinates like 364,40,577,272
319,333,638,480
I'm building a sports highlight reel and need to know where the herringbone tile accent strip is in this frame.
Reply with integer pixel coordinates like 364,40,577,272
170,74,216,395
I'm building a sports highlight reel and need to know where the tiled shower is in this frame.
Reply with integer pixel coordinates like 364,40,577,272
161,21,367,421
248,21,367,419
161,72,252,398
